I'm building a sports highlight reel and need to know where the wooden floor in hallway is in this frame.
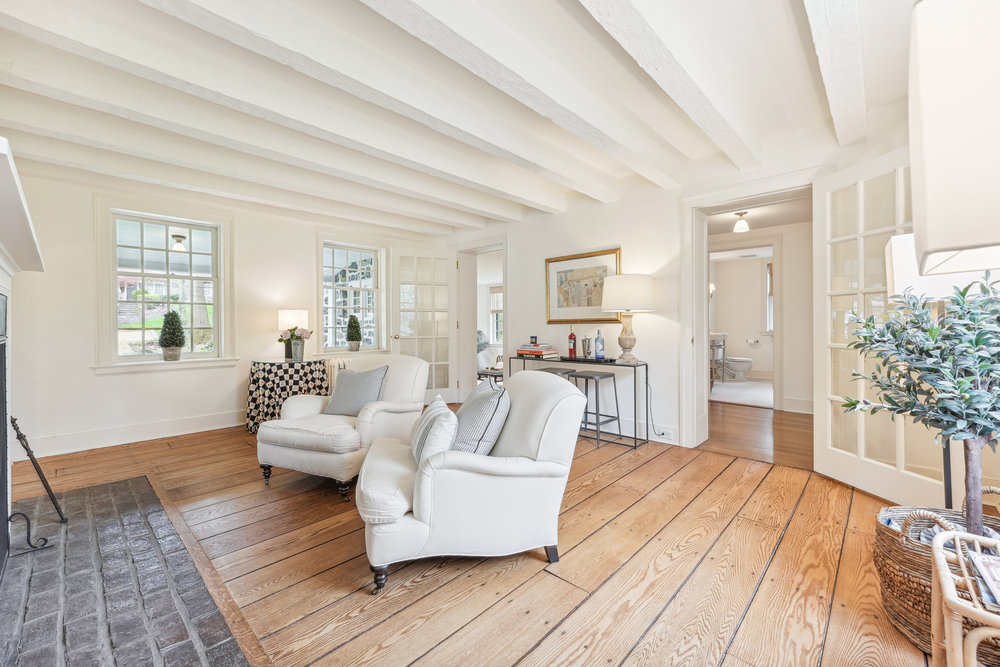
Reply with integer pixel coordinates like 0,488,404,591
12,418,924,666
700,401,815,470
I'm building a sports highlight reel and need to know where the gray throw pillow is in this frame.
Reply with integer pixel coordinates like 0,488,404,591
453,379,510,455
410,395,458,465
324,365,389,416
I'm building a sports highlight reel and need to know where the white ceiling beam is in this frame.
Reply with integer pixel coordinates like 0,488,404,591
0,1,567,213
357,0,682,189
578,0,762,171
801,0,868,146
0,36,521,223
0,88,486,231
2,130,455,237
139,0,621,204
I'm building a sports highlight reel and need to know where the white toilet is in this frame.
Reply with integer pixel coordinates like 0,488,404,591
724,357,753,381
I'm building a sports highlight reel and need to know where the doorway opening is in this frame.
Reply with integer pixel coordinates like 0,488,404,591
456,241,506,403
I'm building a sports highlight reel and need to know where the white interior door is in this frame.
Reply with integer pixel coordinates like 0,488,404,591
389,247,457,403
812,148,960,505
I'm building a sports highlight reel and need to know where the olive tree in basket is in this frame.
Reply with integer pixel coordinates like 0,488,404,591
158,310,186,361
844,275,1000,536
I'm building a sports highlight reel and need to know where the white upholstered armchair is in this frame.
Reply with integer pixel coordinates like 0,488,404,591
256,354,429,501
356,370,586,593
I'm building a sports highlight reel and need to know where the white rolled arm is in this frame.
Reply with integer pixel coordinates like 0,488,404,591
356,401,424,447
280,394,328,420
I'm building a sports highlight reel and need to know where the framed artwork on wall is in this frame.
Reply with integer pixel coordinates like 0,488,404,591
545,248,622,324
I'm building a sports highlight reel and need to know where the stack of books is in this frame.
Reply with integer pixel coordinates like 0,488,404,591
516,343,559,359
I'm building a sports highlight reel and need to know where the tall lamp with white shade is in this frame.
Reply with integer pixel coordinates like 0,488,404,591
601,274,654,365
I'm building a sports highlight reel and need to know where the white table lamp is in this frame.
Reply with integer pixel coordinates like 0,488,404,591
601,274,654,364
277,309,308,332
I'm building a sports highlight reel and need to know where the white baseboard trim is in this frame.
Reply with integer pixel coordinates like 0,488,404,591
780,398,813,414
12,410,247,462
609,417,677,446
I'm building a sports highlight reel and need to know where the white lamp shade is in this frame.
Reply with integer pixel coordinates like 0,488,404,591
601,274,654,312
733,219,749,233
277,309,308,331
910,0,1000,274
885,233,994,299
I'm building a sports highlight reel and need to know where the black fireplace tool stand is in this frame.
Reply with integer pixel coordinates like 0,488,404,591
8,417,65,555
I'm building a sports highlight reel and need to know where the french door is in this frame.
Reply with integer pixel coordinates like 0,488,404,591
812,148,960,506
388,248,457,403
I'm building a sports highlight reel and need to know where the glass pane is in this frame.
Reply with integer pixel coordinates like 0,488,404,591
323,267,333,284
434,258,449,284
417,311,434,337
191,253,212,277
335,290,348,307
348,269,360,287
399,312,416,336
434,285,447,310
435,311,449,337
143,331,163,354
144,249,166,274
831,400,858,454
144,223,166,249
169,252,190,276
363,291,375,309
417,338,433,363
434,364,448,389
831,184,858,238
117,330,144,357
174,305,191,327
435,338,448,363
323,308,333,329
192,329,214,353
863,233,892,289
323,246,333,266
863,293,887,323
399,284,415,308
417,257,433,283
334,248,347,268
191,228,212,254
363,324,376,346
324,328,335,348
830,294,858,344
830,240,858,291
902,167,912,224
400,338,416,357
191,304,212,328
116,219,141,246
118,276,141,301
334,266,347,286
361,266,373,289
145,279,167,301
417,285,434,310
864,410,897,467
904,419,943,482
831,348,857,398
117,247,141,272
348,250,360,271
863,172,896,232
118,303,143,329
169,279,191,303
193,280,213,304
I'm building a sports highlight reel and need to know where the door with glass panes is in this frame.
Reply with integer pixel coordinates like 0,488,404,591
813,148,958,506
389,249,457,403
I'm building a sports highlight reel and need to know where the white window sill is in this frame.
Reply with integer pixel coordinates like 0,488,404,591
92,356,241,375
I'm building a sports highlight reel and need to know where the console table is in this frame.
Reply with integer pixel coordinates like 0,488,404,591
245,359,330,433
508,356,650,448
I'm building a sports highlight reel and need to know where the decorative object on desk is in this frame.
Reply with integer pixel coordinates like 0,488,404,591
158,310,185,361
347,314,362,351
594,329,605,360
278,309,308,360
601,274,655,365
545,248,621,323
582,336,592,358
278,324,312,363
567,325,576,358
517,341,558,359
530,335,537,344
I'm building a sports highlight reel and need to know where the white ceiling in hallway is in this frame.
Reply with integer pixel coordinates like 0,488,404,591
0,0,913,235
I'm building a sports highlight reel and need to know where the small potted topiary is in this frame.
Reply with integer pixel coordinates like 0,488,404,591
159,310,185,361
347,315,362,352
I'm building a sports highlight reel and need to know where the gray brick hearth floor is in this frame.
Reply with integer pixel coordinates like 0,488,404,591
0,477,249,666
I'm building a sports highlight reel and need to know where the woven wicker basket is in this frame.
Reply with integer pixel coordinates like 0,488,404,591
875,496,1000,658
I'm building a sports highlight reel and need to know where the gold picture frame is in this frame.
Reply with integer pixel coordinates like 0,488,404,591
545,248,622,324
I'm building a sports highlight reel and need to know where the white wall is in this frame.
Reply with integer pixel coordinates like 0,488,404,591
711,257,773,379
10,164,426,459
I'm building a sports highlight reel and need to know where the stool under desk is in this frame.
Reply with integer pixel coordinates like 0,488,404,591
508,356,650,449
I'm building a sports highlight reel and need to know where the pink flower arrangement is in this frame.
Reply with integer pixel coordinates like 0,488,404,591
277,325,312,342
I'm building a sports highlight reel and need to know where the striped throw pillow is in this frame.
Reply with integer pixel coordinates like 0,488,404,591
453,379,510,455
410,395,458,466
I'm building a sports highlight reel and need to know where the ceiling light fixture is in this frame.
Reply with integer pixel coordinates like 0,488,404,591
171,234,187,252
733,211,750,233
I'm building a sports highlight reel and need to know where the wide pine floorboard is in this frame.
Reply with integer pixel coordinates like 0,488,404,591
13,414,925,666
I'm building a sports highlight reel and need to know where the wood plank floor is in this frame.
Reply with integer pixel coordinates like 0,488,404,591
700,401,814,470
12,408,926,666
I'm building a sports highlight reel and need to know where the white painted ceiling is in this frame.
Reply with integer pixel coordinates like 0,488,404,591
0,0,913,236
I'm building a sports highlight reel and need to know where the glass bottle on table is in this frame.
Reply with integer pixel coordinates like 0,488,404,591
568,325,577,358
595,329,605,360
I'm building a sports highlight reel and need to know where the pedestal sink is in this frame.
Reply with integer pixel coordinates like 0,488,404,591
710,332,729,342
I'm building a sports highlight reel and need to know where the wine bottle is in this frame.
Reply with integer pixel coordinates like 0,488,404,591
568,325,577,358
595,329,605,360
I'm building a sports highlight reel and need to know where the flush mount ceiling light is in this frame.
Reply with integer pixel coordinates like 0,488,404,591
733,211,750,233
171,234,187,251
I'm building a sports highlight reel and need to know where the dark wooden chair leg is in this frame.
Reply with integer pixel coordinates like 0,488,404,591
337,480,351,502
545,545,559,563
260,464,272,485
370,564,389,594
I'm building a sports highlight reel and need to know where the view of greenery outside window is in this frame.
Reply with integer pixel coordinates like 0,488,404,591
489,285,503,344
114,213,218,359
323,243,379,349
764,262,774,332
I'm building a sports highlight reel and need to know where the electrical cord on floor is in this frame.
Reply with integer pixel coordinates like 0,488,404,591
645,376,669,438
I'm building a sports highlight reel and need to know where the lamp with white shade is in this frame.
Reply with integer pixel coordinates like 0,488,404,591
277,309,308,360
733,211,750,233
601,274,654,365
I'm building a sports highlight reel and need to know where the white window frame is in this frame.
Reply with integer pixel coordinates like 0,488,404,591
488,285,503,344
94,196,237,374
763,261,775,333
320,241,384,352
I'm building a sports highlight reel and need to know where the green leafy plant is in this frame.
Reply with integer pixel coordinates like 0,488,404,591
844,274,1000,536
158,310,186,349
347,315,362,343
476,329,488,353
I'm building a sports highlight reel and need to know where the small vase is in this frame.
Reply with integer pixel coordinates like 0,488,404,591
348,341,360,352
291,339,304,362
283,339,293,361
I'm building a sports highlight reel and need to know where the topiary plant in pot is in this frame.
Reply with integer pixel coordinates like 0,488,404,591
347,315,362,352
159,310,186,361
844,275,1000,536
